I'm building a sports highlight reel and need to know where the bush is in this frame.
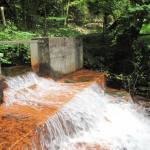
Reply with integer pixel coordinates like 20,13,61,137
83,33,150,98
0,23,34,65
0,44,30,65
0,22,35,40
140,24,150,34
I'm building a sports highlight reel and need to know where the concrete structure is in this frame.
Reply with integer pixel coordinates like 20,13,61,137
30,37,83,78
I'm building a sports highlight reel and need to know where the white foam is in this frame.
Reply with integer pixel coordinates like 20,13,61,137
32,84,150,150
4,73,150,150
4,72,69,106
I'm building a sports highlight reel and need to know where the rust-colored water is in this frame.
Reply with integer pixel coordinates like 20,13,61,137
0,70,106,150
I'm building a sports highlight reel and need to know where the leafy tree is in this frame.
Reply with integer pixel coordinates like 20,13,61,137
64,0,88,25
87,0,130,32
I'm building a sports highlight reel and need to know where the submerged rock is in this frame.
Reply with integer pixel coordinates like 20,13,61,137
0,75,5,104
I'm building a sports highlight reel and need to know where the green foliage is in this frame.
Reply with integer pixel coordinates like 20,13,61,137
64,0,88,25
0,22,35,40
47,17,66,21
122,38,150,97
84,0,150,98
87,0,101,16
47,26,99,37
87,0,129,18
0,44,30,65
141,24,150,34
48,27,81,37
128,3,150,13
0,23,34,65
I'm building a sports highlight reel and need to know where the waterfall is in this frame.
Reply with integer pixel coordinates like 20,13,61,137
3,73,150,150
31,84,150,150
4,72,69,106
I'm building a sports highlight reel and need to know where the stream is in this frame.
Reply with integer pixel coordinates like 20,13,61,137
1,71,150,150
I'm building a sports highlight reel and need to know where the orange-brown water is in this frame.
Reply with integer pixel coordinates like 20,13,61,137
0,70,106,150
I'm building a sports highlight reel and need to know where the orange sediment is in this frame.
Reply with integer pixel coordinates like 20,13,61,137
0,69,106,150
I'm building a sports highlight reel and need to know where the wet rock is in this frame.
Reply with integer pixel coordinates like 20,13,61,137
0,75,5,104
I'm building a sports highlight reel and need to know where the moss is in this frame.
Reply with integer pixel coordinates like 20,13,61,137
79,76,91,82
64,79,76,83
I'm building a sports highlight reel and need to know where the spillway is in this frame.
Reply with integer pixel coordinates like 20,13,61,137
0,70,150,150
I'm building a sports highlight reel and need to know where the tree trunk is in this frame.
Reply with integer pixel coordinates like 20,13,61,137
64,0,70,26
43,4,47,36
103,12,108,33
0,7,6,26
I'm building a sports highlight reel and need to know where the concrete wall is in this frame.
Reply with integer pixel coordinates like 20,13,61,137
30,37,83,77
49,37,83,77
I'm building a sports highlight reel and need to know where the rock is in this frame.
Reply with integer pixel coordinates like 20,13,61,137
0,75,5,104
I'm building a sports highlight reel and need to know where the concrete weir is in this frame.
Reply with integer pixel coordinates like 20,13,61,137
30,37,83,77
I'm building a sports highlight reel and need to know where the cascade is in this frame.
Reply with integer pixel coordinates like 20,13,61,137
32,84,150,150
1,71,150,150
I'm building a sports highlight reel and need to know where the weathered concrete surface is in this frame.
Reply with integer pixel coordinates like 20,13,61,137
30,37,83,77
38,38,51,75
30,40,39,72
49,37,83,77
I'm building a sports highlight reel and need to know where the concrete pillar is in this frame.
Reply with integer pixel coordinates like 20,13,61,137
37,38,51,76
30,40,39,73
49,37,83,78
30,37,83,78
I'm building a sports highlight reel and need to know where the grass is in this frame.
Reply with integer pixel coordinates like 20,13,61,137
47,16,65,21
0,28,36,41
0,25,101,41
140,24,150,34
140,24,150,48
64,79,76,83
47,25,101,37
48,27,81,37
